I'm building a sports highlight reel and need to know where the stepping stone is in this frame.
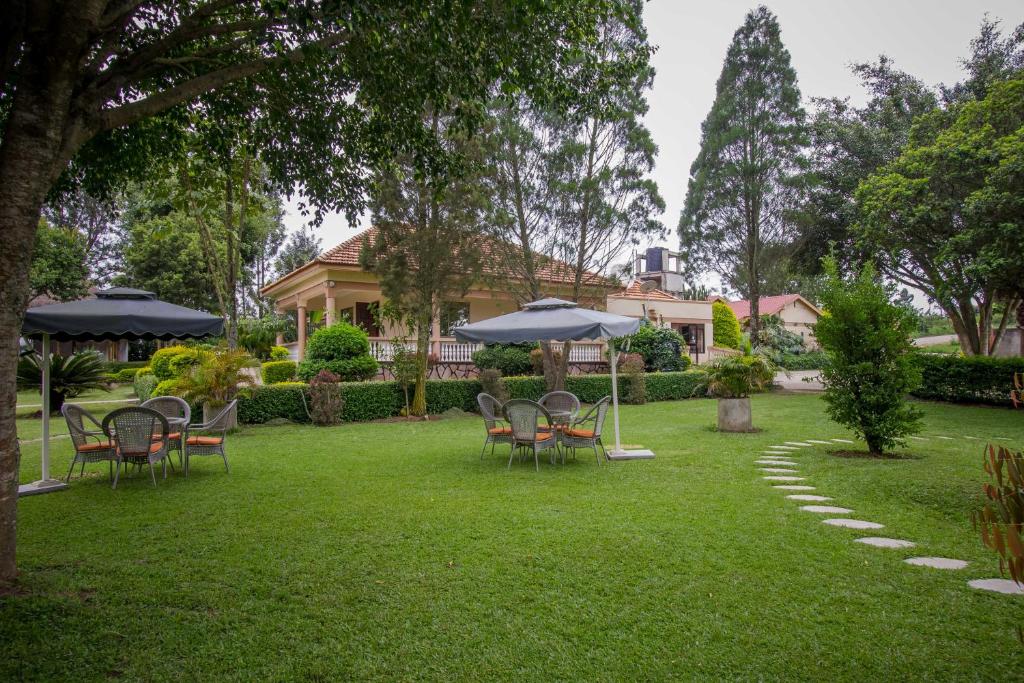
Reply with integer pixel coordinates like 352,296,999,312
756,460,797,466
854,537,915,549
784,442,813,447
763,476,805,482
770,446,798,451
786,494,832,502
763,451,795,456
760,467,799,474
831,438,854,444
800,505,854,514
823,518,884,530
758,455,796,460
806,440,831,444
935,436,954,441
904,557,968,570
964,436,982,440
908,436,927,441
773,485,815,491
968,578,1024,595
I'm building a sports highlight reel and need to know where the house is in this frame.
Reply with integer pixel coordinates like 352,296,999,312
606,282,716,364
725,294,822,348
260,228,720,373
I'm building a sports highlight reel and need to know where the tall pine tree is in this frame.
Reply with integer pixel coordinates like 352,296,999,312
679,6,807,339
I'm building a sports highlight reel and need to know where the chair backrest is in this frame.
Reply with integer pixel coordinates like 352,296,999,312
202,399,238,433
477,393,503,428
503,399,550,442
103,407,168,456
62,403,104,451
141,395,191,423
539,391,580,417
589,396,611,439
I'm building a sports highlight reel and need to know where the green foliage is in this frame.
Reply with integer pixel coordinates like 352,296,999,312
133,372,157,402
973,444,1024,591
815,259,922,453
472,344,535,377
29,220,89,302
298,323,378,382
150,345,194,381
175,348,257,408
274,228,321,278
261,360,297,384
269,346,290,361
712,301,742,349
477,369,508,404
16,350,110,413
390,343,419,416
680,7,807,330
237,384,310,424
239,317,290,360
778,351,828,371
110,367,140,383
754,315,806,357
168,348,210,377
697,354,776,399
911,354,1024,406
135,366,152,378
620,354,647,405
627,324,690,372
152,379,181,398
308,370,344,426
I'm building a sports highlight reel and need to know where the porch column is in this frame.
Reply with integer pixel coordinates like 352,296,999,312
297,304,307,361
431,315,442,358
275,332,284,346
325,291,336,326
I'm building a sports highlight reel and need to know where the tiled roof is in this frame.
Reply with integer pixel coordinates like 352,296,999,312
727,294,819,319
609,281,683,302
265,226,613,291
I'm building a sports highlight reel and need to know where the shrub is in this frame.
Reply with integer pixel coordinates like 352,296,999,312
338,381,403,422
262,360,297,384
390,343,418,416
472,343,535,377
478,368,508,403
16,350,109,413
135,366,152,378
778,351,828,371
238,383,310,423
297,323,378,381
168,347,210,377
152,379,181,397
697,354,776,399
911,354,1024,406
133,372,157,401
308,370,344,425
816,259,922,454
627,324,691,372
712,301,742,349
150,345,193,380
269,345,291,361
644,370,706,401
973,444,1024,589
175,348,256,408
112,367,140,383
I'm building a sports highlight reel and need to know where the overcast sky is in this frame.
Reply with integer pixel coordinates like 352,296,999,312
282,0,1024,284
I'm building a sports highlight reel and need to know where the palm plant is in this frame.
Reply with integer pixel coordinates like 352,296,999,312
175,347,256,409
16,350,109,413
697,351,776,399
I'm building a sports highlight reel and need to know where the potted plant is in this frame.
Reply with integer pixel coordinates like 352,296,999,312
176,348,255,429
697,349,776,432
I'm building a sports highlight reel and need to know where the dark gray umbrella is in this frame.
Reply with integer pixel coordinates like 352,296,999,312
20,287,223,495
454,298,648,458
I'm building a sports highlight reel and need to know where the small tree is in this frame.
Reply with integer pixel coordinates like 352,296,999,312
712,301,742,349
815,258,922,454
390,342,418,419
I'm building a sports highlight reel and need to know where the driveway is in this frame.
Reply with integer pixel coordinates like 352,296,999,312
775,370,823,392
913,334,957,347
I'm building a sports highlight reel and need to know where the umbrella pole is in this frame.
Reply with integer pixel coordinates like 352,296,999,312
41,333,50,481
609,344,622,453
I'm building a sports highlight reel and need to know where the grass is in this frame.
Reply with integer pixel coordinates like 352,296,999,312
917,341,962,355
4,394,1024,680
15,385,137,441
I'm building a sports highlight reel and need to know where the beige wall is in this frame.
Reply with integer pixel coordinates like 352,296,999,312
606,296,715,363
777,300,819,348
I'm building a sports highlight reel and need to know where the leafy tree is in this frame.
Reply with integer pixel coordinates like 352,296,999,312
0,0,613,583
626,323,690,372
362,114,487,416
42,188,123,285
274,228,322,279
815,258,922,455
712,301,742,350
680,6,808,340
855,75,1024,355
29,221,89,301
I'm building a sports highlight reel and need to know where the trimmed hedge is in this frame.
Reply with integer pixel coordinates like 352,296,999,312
105,360,148,373
778,351,828,371
150,345,193,380
236,370,708,425
911,354,1024,406
262,360,297,384
111,367,139,383
133,372,157,401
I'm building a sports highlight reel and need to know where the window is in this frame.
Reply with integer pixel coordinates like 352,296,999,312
354,302,381,337
439,302,470,337
673,323,705,354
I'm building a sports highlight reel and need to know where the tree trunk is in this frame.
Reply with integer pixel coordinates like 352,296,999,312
540,341,571,392
410,316,431,417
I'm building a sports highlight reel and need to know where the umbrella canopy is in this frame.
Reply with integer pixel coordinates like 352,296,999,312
19,288,223,496
453,298,639,344
23,287,224,341
453,298,648,460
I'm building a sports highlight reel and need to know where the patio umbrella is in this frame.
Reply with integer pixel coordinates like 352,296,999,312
20,287,224,495
454,298,652,459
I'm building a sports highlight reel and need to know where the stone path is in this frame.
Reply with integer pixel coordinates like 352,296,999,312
969,579,1024,595
773,485,815,490
760,467,799,474
756,460,797,466
786,494,832,501
784,442,813,447
855,537,915,549
800,505,853,514
822,518,884,530
904,557,968,570
830,438,854,444
763,475,805,482
770,445,798,451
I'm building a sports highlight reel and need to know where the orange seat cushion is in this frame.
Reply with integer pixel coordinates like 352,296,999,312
151,432,181,441
119,441,164,457
565,428,595,438
187,436,223,446
488,427,512,436
78,440,114,453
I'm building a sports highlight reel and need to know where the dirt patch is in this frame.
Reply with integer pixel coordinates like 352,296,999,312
828,449,916,460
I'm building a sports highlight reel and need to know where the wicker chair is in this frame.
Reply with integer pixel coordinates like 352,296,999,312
559,396,611,465
477,393,513,459
538,391,581,428
184,400,236,476
502,399,560,471
62,403,117,482
103,407,171,488
141,396,191,469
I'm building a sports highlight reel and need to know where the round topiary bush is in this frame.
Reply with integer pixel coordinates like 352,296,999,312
297,323,379,382
152,378,181,397
712,301,742,350
150,345,192,380
262,360,297,384
269,345,290,361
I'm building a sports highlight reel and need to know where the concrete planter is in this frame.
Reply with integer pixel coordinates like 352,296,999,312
203,401,237,430
717,397,753,432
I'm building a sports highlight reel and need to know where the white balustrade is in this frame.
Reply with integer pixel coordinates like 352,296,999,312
568,342,604,363
440,340,482,362
369,339,415,362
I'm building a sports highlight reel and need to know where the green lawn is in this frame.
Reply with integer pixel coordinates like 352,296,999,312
4,394,1024,680
15,385,137,441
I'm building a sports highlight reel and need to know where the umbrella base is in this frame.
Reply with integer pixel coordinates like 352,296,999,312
606,449,655,460
18,479,68,497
